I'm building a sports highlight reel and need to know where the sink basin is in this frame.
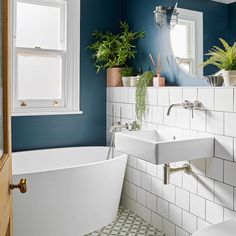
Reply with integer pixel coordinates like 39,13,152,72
193,219,236,236
115,130,214,165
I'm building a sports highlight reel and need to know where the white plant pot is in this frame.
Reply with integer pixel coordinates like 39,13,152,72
222,70,236,86
130,77,138,87
122,77,131,87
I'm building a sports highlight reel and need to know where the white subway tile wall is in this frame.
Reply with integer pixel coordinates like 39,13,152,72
190,194,206,219
214,88,234,112
182,210,197,234
107,87,236,236
225,112,236,137
198,88,214,111
170,88,183,104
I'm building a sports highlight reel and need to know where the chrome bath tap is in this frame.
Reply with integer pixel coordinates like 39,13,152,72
107,121,140,160
110,122,129,133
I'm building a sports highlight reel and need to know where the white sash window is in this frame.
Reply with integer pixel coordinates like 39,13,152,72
12,0,81,116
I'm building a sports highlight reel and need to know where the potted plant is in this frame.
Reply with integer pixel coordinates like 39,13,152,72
135,71,153,127
202,38,236,86
121,67,136,87
88,21,144,87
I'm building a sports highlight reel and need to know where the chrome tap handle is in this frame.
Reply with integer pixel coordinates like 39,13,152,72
183,100,193,109
191,101,202,119
129,121,140,131
193,101,202,110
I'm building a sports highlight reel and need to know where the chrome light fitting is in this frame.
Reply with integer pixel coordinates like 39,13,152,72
154,1,179,29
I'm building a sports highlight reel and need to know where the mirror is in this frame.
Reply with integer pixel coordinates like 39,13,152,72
170,1,236,77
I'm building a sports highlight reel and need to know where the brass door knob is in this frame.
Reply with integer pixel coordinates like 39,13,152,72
10,178,27,193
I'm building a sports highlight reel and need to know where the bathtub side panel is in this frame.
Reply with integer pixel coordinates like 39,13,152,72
13,155,127,236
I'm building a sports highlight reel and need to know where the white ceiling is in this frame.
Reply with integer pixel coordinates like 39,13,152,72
211,0,236,4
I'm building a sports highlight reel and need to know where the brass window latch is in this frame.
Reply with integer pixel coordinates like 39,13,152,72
53,101,59,107
21,101,27,107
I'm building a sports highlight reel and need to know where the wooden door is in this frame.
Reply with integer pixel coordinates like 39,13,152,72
0,0,13,235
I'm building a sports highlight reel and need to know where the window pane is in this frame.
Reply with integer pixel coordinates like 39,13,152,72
16,2,65,50
17,52,62,100
171,24,188,58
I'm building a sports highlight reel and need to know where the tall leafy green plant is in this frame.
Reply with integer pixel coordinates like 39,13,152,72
135,71,153,127
88,21,145,73
202,38,236,71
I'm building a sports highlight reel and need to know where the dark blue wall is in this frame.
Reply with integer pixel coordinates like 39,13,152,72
12,0,122,152
12,0,236,151
229,2,236,44
122,0,229,84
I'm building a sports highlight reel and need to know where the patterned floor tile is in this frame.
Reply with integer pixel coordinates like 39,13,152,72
85,206,163,236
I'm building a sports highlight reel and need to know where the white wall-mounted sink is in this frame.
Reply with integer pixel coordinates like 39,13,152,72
193,219,236,236
115,130,214,165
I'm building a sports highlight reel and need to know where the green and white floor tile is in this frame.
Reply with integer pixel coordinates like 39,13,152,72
85,206,163,236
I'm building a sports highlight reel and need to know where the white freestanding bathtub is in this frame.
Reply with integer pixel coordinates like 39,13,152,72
12,147,127,236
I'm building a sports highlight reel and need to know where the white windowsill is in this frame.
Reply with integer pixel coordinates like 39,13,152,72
12,110,83,117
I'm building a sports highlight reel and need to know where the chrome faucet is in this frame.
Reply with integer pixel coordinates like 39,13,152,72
107,121,128,160
110,121,140,133
110,122,129,133
167,100,202,118
107,121,140,160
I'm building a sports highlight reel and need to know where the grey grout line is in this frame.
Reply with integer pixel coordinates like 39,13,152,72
109,87,236,235
123,194,207,236
125,164,235,219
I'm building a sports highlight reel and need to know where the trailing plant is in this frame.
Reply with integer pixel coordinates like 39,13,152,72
202,38,236,71
88,21,145,73
135,71,154,127
121,67,135,77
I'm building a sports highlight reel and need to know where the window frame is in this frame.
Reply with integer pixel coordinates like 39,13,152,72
171,8,203,77
173,19,195,75
11,0,82,116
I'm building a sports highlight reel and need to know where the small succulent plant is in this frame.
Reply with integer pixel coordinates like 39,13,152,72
121,67,135,77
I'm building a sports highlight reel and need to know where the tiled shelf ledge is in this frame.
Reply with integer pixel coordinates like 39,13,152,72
107,87,236,113
106,86,236,236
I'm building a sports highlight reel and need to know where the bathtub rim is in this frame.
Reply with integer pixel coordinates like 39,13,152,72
13,146,128,176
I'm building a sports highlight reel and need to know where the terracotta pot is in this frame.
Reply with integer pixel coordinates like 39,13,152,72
153,76,165,87
107,67,122,87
